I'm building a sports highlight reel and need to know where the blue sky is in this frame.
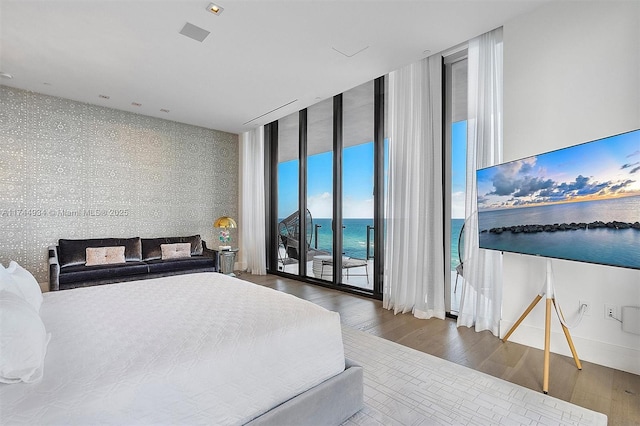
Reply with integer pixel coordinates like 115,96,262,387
278,142,376,219
280,130,467,219
477,130,640,211
278,160,299,218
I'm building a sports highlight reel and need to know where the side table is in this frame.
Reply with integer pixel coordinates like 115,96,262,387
218,248,239,276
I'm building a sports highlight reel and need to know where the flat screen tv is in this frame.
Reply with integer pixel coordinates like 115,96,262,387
477,129,640,270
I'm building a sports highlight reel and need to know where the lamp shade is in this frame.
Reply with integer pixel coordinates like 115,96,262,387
214,216,237,229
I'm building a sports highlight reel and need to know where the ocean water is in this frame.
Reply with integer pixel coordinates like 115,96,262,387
311,218,374,260
451,218,464,271
478,195,640,269
310,218,465,272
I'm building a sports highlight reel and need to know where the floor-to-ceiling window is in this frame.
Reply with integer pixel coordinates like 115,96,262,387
271,59,468,304
276,111,300,274
267,77,386,298
307,98,334,282
444,49,468,314
341,81,375,290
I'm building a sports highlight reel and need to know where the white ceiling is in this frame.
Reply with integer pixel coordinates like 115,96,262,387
0,0,547,135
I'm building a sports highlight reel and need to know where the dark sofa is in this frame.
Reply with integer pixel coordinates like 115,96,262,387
49,235,218,291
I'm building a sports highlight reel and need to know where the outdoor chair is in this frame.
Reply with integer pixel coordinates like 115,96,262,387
454,222,465,293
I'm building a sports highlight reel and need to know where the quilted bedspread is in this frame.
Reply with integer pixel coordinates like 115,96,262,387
0,273,345,425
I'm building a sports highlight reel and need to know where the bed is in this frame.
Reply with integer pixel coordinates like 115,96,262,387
0,272,363,425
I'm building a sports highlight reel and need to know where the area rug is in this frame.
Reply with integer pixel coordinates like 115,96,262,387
341,326,607,426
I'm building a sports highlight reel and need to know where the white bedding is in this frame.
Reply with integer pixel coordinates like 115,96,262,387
0,273,345,425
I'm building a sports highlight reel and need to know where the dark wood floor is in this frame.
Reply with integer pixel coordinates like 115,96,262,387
239,272,639,426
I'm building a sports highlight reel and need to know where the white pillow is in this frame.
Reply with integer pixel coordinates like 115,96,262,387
4,261,43,313
85,246,126,266
0,264,35,312
160,243,192,260
0,290,50,384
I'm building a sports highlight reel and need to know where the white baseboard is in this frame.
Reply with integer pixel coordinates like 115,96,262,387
499,320,640,375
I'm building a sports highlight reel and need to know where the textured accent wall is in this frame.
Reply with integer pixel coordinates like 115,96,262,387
0,86,238,286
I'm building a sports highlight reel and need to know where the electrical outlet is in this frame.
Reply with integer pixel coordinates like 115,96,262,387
605,304,617,320
579,300,590,316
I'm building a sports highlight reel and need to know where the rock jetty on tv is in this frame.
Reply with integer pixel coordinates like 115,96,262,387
482,221,640,234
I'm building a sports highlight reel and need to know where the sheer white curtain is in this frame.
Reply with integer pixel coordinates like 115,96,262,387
457,27,503,335
383,55,445,319
239,126,266,275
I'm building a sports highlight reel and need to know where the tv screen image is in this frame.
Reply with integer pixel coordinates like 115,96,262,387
477,129,640,270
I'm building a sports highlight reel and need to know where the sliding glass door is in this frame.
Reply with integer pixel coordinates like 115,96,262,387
276,112,300,274
341,81,375,290
445,50,468,314
307,98,334,282
267,77,385,298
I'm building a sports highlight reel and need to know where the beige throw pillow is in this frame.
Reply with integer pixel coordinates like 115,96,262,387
161,243,192,260
85,246,126,266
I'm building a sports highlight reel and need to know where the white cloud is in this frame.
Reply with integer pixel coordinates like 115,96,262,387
307,192,333,218
307,192,374,219
451,191,466,219
343,197,373,219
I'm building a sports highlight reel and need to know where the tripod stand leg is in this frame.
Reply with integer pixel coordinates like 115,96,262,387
502,294,543,343
560,324,582,370
543,298,552,394
504,261,582,394
553,299,582,370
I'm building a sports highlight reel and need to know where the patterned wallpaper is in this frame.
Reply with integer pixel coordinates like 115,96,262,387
0,86,239,286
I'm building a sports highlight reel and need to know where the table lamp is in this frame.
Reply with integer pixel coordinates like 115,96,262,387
214,216,237,250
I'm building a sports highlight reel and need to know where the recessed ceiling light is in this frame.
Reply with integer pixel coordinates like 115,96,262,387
0,72,13,79
207,2,224,15
98,94,110,99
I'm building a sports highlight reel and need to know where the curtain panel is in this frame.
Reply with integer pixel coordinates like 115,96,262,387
240,127,267,275
457,27,504,335
383,55,446,320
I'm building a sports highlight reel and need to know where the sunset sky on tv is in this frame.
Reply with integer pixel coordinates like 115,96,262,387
477,130,640,211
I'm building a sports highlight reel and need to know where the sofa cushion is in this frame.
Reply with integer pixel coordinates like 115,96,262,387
145,256,214,274
86,246,126,266
58,238,142,268
160,243,191,260
141,235,203,261
59,261,149,285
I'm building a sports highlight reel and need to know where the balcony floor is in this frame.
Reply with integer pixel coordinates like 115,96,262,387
277,256,462,314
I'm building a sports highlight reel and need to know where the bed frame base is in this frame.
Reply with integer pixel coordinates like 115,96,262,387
246,359,363,425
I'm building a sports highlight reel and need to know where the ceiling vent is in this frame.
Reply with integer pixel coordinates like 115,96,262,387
332,45,369,58
179,22,210,42
243,99,298,126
